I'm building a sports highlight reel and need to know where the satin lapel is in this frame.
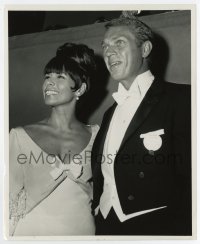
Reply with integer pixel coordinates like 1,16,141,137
93,103,117,172
119,79,165,151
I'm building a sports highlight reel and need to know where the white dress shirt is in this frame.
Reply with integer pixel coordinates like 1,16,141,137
98,70,167,222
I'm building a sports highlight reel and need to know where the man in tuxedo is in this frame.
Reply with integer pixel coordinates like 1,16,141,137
91,15,192,235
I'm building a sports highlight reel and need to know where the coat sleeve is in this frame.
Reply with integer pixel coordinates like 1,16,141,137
91,106,116,215
172,85,192,234
9,128,26,236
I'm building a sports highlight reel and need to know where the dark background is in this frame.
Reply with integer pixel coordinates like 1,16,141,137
8,10,175,36
9,10,190,129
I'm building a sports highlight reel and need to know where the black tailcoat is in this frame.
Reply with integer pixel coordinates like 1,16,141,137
91,79,192,235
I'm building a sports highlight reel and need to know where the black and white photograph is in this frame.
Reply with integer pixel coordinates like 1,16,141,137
4,4,196,240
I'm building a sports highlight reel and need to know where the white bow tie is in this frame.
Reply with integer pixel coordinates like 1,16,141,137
112,86,140,105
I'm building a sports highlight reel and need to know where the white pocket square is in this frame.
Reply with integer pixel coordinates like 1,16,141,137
140,129,164,151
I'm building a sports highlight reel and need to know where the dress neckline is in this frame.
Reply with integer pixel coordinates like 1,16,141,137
18,125,96,162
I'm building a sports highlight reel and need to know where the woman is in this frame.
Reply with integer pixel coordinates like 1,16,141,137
9,43,99,236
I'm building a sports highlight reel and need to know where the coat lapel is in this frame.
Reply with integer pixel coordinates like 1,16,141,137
92,102,117,174
119,78,165,151
99,103,117,150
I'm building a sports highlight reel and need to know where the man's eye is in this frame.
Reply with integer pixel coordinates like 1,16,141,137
116,40,125,47
102,44,108,51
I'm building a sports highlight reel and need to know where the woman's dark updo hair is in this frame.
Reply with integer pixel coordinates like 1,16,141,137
44,43,96,92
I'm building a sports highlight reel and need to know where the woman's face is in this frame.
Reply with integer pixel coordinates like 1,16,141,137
42,72,76,106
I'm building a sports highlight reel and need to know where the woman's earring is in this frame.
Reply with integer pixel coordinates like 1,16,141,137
76,91,81,100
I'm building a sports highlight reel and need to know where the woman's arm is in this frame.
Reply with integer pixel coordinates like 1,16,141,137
9,129,26,236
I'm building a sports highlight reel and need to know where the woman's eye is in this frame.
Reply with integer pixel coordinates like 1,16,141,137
58,75,65,79
44,75,50,79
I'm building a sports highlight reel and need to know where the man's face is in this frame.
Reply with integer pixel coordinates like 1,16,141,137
102,26,144,86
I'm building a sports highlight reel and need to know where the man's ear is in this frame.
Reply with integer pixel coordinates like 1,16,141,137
142,41,153,58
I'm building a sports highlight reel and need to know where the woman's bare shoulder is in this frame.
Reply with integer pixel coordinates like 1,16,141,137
23,119,51,138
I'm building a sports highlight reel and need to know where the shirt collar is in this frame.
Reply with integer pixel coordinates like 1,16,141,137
112,70,154,105
127,70,154,97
